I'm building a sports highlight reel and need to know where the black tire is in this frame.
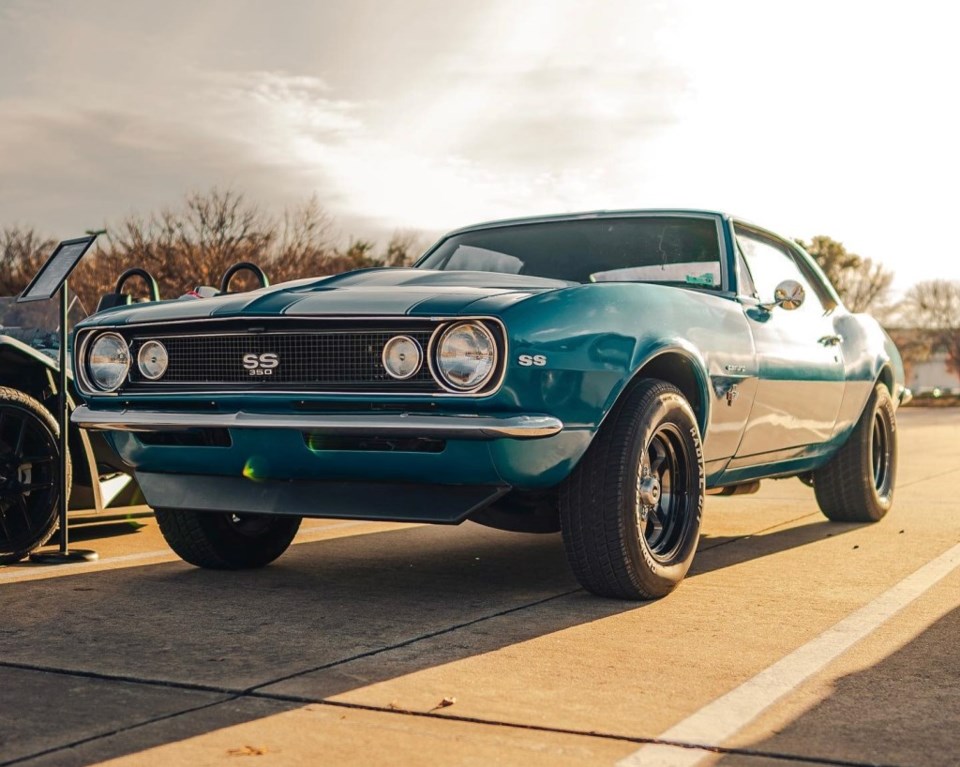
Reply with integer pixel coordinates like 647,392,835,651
814,383,897,522
154,508,302,569
559,379,704,600
0,386,71,565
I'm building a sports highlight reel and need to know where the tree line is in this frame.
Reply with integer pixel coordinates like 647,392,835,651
2,189,957,384
0,188,425,311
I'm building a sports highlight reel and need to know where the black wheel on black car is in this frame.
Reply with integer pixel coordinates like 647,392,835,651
559,379,704,600
154,508,302,569
0,386,70,565
814,383,897,523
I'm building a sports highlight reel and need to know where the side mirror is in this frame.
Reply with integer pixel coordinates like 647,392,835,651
762,279,805,311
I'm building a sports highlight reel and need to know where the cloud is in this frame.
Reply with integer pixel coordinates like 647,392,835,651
0,104,321,233
448,65,684,169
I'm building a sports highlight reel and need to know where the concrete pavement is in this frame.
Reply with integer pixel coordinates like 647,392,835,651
1,408,958,766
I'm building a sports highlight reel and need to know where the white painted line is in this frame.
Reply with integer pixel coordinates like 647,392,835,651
617,541,960,767
0,549,175,583
0,520,393,583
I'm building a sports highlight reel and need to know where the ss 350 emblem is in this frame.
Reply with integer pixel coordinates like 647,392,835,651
242,352,279,375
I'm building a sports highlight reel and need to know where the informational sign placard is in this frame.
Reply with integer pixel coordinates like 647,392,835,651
17,235,97,303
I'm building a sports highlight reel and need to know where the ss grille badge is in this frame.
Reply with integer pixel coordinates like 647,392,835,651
243,352,279,376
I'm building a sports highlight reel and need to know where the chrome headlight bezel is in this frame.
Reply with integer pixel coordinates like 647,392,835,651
432,321,499,393
85,332,131,392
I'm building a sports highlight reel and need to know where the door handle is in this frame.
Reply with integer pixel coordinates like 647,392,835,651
818,334,843,346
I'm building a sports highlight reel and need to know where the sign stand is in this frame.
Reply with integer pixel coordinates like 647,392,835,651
18,236,100,564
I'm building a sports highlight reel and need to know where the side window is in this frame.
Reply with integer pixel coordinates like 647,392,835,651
735,243,757,298
735,227,826,313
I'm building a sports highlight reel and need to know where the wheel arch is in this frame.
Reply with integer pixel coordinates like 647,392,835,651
877,364,894,396
611,342,711,436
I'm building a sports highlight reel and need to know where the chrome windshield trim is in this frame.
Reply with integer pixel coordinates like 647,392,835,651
72,406,563,440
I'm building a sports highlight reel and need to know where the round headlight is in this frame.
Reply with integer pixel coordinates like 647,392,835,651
382,335,422,380
435,322,497,391
87,333,130,392
137,340,168,380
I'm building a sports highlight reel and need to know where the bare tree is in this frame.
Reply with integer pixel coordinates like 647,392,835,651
9,189,427,311
72,189,277,306
272,195,338,280
796,235,894,314
832,257,894,314
0,226,55,296
901,280,960,385
381,230,428,267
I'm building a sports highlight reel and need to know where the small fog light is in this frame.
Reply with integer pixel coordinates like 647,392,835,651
382,335,422,380
137,340,169,380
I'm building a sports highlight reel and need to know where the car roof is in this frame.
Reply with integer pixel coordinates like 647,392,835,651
444,209,732,236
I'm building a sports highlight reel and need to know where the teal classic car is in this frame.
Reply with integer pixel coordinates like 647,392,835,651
71,210,907,599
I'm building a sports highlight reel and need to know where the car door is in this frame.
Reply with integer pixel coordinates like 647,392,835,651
731,224,845,460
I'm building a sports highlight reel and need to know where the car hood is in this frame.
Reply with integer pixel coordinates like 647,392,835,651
78,269,573,327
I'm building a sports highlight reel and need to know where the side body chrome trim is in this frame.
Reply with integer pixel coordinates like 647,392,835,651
72,405,563,440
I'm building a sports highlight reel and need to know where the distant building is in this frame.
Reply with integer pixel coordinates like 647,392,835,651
887,328,958,394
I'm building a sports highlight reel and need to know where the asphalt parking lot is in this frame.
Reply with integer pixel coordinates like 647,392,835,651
1,408,958,767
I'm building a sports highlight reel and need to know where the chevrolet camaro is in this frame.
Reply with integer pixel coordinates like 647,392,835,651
71,210,907,599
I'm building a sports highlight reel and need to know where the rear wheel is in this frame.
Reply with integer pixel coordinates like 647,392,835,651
154,508,301,569
0,387,70,565
814,383,897,522
559,379,704,600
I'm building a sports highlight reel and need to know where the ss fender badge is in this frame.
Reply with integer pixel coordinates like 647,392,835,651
243,352,279,375
518,354,547,367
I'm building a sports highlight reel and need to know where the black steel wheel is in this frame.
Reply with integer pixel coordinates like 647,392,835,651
814,383,897,522
559,379,704,600
0,387,70,565
154,507,302,569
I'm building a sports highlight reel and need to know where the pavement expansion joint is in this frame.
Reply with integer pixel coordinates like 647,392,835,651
0,658,901,767
0,695,241,767
898,465,960,488
696,511,819,553
242,587,584,693
0,589,583,705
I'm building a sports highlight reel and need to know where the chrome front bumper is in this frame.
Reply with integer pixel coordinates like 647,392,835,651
72,406,564,440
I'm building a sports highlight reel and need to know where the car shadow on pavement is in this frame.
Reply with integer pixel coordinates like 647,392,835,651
1,517,864,766
48,517,150,544
1,524,627,766
715,604,960,767
692,518,861,577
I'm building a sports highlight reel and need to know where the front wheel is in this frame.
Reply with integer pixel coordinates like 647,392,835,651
814,383,897,522
0,387,70,565
559,379,704,600
154,508,301,569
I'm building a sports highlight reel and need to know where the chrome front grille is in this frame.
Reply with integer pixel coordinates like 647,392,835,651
128,327,439,392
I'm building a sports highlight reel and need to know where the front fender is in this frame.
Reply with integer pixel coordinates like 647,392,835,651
496,283,736,441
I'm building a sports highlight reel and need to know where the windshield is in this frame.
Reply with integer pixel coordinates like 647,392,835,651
0,295,88,358
417,216,723,288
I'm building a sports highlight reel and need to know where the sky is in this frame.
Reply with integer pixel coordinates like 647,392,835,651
1,0,957,296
